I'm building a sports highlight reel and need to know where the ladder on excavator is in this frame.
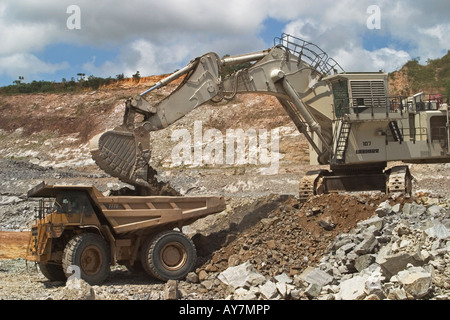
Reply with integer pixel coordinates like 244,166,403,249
389,121,403,142
333,121,351,164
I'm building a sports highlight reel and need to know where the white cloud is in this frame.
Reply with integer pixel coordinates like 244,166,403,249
369,48,411,72
418,23,450,58
83,39,191,78
82,34,268,78
0,3,62,56
333,46,411,72
0,23,57,56
281,0,449,71
0,53,68,81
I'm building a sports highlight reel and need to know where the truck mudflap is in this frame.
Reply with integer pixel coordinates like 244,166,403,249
97,195,226,234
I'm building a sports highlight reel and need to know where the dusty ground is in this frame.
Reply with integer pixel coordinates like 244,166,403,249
0,232,29,260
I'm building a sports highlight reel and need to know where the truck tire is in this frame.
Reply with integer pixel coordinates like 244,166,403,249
62,233,111,285
38,262,66,281
140,231,197,281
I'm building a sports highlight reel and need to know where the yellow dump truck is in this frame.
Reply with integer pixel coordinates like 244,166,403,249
26,182,225,284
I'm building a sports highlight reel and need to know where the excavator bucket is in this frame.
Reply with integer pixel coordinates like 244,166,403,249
90,121,170,195
90,129,140,186
90,108,180,196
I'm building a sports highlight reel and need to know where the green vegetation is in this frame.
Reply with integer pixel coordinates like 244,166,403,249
0,72,141,95
0,76,114,94
390,51,450,94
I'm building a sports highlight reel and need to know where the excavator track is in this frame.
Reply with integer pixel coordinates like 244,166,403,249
386,166,413,195
298,170,327,201
299,166,412,201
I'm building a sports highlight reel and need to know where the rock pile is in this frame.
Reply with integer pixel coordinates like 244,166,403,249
313,197,450,300
194,193,379,281
54,278,96,300
190,193,450,300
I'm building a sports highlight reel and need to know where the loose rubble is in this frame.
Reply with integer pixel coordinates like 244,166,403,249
188,192,450,300
1,192,449,300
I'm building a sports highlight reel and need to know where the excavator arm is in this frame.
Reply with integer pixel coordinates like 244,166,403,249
90,35,344,195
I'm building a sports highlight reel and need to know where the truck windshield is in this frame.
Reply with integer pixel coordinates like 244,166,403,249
54,191,94,215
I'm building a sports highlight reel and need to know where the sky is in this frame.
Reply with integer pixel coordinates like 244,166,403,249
1,0,449,87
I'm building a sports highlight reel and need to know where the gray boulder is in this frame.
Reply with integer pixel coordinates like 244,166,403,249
218,261,266,289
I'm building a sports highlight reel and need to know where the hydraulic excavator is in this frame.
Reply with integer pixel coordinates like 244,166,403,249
90,34,450,199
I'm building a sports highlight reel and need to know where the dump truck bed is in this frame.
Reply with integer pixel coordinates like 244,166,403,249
97,195,225,234
27,182,226,234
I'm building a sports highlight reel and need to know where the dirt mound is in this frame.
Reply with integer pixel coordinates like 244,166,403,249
100,74,185,90
195,193,399,278
0,232,29,260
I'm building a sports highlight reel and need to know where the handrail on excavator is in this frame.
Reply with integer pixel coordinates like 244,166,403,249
275,33,344,76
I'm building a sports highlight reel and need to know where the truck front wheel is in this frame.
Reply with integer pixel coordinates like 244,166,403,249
140,231,197,281
38,262,66,282
62,233,111,285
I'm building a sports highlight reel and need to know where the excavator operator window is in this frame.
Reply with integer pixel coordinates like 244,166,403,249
54,191,94,216
332,80,349,118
